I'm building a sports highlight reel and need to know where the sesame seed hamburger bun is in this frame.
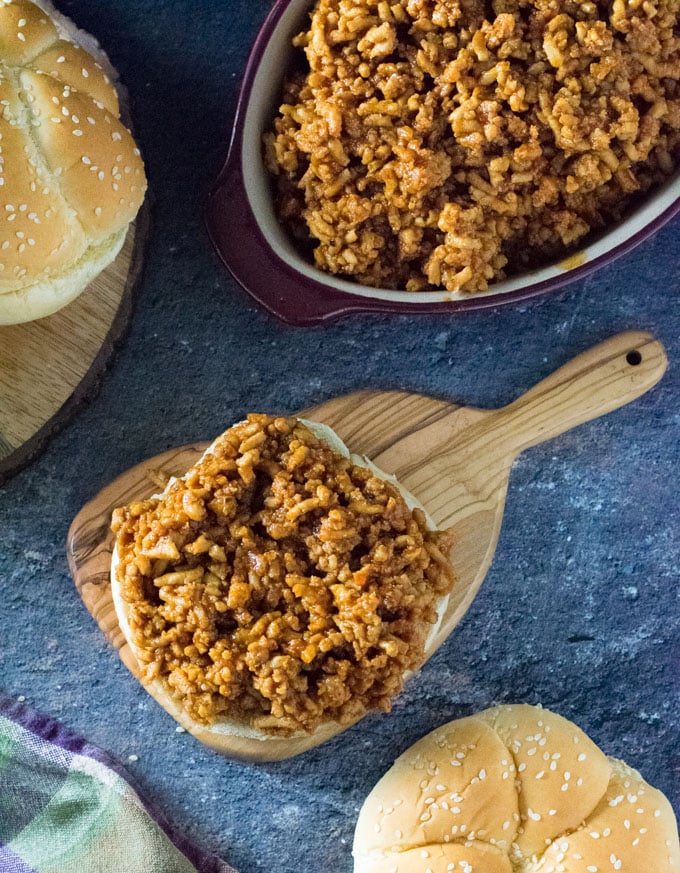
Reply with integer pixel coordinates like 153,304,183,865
0,0,146,325
353,703,680,873
110,418,454,749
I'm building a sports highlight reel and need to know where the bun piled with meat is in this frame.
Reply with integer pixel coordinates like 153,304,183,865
110,416,455,753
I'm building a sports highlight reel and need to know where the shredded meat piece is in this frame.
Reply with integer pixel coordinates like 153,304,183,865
264,0,680,293
111,415,455,736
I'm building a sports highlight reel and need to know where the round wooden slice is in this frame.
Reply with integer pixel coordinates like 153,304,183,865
0,205,148,483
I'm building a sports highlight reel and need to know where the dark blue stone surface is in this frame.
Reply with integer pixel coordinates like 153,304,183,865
0,3,678,871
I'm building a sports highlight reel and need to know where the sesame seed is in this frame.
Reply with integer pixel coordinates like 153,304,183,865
82,68,89,78
73,130,83,137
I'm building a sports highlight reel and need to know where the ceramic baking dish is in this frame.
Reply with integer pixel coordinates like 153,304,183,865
205,0,680,325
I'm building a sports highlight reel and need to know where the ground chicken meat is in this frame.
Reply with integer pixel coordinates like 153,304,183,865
264,0,680,293
111,415,455,736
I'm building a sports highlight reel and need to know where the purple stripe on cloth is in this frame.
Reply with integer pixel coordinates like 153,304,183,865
0,693,234,873
0,841,39,873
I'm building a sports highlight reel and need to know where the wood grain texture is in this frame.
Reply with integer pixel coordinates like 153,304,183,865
67,331,667,761
0,211,148,482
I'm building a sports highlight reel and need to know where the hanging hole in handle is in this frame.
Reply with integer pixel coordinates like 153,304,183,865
626,350,642,366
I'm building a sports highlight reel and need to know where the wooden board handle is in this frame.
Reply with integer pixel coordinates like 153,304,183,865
490,331,667,455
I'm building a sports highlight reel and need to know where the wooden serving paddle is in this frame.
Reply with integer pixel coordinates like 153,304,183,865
67,331,667,761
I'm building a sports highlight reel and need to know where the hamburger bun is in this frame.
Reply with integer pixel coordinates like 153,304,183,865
0,0,146,324
110,418,453,747
353,703,680,873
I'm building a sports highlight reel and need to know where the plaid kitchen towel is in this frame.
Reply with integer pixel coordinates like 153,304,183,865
0,693,237,873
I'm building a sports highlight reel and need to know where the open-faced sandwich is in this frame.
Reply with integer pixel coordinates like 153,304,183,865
111,415,455,750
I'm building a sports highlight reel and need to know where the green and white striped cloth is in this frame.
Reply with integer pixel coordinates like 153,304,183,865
0,693,236,873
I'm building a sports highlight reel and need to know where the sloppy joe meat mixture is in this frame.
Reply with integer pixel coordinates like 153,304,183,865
265,0,680,293
111,415,455,736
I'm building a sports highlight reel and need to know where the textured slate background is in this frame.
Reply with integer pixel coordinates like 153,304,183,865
0,2,678,871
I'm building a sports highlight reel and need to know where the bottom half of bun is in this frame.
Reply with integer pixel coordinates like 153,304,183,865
0,226,128,325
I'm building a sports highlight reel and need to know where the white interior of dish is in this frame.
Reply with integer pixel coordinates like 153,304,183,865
241,0,680,303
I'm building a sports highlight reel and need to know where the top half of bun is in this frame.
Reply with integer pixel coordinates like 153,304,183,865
353,703,680,873
0,0,146,295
